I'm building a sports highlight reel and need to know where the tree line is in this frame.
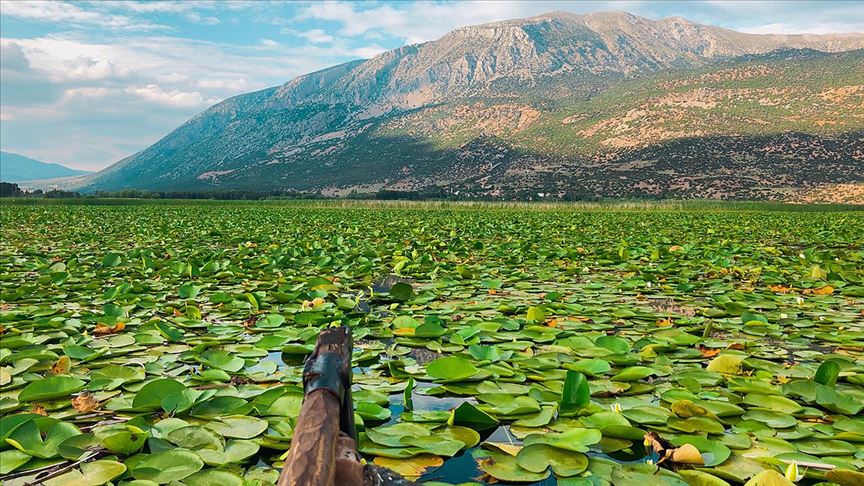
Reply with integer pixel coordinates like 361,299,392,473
1,181,612,202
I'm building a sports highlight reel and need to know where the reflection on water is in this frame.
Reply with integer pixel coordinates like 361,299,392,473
381,383,560,485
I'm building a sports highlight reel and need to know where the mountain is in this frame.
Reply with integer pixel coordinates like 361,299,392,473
0,151,91,182
79,12,864,201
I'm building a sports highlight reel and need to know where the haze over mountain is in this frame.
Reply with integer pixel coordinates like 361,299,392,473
0,151,91,183
77,12,864,201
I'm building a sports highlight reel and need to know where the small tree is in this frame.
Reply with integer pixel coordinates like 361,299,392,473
0,182,24,197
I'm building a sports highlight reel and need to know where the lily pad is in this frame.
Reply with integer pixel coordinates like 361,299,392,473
426,356,478,382
478,450,550,482
516,443,589,477
131,448,204,483
18,376,86,402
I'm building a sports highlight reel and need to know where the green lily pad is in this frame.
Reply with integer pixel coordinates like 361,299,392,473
390,282,415,301
478,450,550,482
560,371,590,416
356,401,392,421
743,393,804,414
524,428,602,453
401,435,464,456
196,440,259,466
0,449,31,474
741,410,797,428
214,415,269,439
814,360,841,387
132,379,186,410
6,417,80,459
435,426,481,448
611,366,655,382
166,425,224,450
94,424,148,455
451,402,499,430
426,356,478,382
197,350,245,372
18,376,86,402
131,448,204,483
43,460,127,486
516,443,589,477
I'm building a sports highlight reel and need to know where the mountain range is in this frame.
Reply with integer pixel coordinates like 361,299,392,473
75,12,864,201
0,151,91,183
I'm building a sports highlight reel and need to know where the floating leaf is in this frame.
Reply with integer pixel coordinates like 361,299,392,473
196,440,259,466
178,282,202,299
131,449,204,483
0,449,31,474
516,443,589,477
94,424,148,455
390,282,415,302
44,460,126,486
426,356,478,381
184,470,244,486
6,417,80,459
524,428,602,453
132,379,186,410
478,450,550,483
707,355,745,375
560,370,590,416
373,454,443,479
451,402,499,430
814,360,841,387
18,376,86,402
255,314,285,329
611,366,656,382
743,470,794,486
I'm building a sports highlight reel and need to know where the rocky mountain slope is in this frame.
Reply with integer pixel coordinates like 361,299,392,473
78,12,864,201
0,151,91,182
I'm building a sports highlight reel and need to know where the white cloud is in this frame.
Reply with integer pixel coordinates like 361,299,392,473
259,39,280,48
739,21,864,35
62,56,130,81
101,1,196,14
0,0,165,30
196,78,249,90
294,1,571,43
0,40,32,72
155,72,189,83
186,12,221,25
350,45,388,59
296,0,864,44
0,33,336,168
62,86,110,100
125,84,217,107
281,28,335,44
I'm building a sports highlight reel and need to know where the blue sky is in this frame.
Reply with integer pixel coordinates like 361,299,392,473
1,1,862,171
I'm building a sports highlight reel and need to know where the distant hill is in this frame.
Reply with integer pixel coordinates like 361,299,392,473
0,151,91,182
77,11,864,201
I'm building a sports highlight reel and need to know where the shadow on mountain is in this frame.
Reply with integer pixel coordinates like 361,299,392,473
80,127,863,202
273,129,864,200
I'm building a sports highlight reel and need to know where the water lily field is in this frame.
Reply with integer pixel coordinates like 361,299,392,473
1,201,863,486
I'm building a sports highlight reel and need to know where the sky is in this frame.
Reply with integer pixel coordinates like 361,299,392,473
1,1,863,171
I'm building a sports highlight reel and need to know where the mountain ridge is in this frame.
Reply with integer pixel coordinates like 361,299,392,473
0,151,91,183
76,11,864,201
